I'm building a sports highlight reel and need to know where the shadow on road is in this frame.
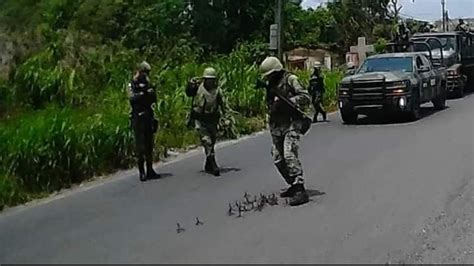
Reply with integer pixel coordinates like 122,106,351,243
307,189,326,198
220,167,242,174
199,167,242,176
144,173,174,182
353,106,450,126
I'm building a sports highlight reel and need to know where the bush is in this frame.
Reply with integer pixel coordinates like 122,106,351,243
0,107,134,193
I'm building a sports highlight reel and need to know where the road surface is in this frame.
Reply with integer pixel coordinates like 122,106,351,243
2,95,474,264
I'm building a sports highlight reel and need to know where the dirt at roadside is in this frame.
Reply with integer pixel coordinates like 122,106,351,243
397,177,474,264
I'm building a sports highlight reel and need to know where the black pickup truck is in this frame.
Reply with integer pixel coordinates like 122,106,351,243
338,52,447,124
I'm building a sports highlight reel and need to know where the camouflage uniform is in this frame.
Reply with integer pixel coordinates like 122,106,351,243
187,68,227,176
456,20,469,32
128,62,159,182
260,56,313,206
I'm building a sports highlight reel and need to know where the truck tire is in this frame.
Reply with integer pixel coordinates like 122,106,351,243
432,85,447,111
407,91,421,121
340,108,358,124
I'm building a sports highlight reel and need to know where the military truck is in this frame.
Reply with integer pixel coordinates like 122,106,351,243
338,51,447,124
411,31,474,97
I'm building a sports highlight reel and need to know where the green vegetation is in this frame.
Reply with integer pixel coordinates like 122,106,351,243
0,0,400,209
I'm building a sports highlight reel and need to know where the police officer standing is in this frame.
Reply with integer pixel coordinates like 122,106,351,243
186,67,228,177
128,61,160,182
259,56,313,206
309,63,327,123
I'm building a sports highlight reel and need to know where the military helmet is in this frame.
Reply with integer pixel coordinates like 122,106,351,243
139,61,151,72
260,56,283,77
202,67,217,79
313,61,323,69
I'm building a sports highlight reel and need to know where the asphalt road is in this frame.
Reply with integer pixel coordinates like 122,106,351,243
1,95,474,263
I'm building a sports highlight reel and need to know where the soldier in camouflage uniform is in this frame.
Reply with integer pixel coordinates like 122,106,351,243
186,67,228,177
259,56,313,206
309,62,327,123
128,61,160,182
456,19,469,32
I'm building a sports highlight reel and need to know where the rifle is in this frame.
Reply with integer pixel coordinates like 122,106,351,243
256,79,312,134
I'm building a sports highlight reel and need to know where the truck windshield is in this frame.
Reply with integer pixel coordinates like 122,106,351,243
358,58,413,73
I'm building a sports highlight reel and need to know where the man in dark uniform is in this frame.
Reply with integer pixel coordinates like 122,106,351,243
309,63,327,123
128,61,159,182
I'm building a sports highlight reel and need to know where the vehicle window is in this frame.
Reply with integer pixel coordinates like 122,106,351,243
420,55,432,69
358,57,413,73
414,36,458,52
416,56,424,69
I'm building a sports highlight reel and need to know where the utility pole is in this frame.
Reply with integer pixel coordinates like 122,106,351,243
275,0,284,60
441,0,446,32
445,10,449,31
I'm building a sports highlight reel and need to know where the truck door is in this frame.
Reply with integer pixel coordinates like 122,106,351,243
416,55,433,101
421,55,438,99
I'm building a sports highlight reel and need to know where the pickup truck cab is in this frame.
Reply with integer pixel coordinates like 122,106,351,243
338,52,447,124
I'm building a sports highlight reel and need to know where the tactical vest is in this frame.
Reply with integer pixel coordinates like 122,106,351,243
192,84,222,122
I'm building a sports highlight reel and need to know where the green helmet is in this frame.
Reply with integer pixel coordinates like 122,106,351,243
260,56,283,77
139,61,151,72
202,67,217,79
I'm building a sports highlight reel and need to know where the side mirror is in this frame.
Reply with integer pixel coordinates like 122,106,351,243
418,66,430,73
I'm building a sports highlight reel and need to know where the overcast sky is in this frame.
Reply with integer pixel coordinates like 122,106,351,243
302,0,474,21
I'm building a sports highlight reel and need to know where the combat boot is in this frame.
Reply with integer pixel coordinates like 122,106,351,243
289,184,310,206
313,114,319,123
206,156,220,177
322,111,327,121
280,186,297,198
138,162,147,182
146,162,160,179
204,157,213,173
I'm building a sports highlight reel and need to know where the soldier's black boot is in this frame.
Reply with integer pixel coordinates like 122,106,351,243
313,114,319,123
138,162,147,182
280,185,297,198
322,111,327,121
289,184,310,206
206,156,220,177
146,161,160,179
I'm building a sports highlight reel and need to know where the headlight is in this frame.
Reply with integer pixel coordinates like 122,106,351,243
388,81,406,88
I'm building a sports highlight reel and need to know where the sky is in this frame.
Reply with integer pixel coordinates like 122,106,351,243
302,0,474,21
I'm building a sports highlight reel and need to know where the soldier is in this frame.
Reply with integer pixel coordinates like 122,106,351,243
186,67,228,177
456,19,469,32
309,63,327,123
420,22,431,33
128,61,160,182
259,56,313,206
393,23,411,52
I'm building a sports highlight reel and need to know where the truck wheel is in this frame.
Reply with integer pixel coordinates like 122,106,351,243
432,86,447,111
407,92,421,121
340,108,358,124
